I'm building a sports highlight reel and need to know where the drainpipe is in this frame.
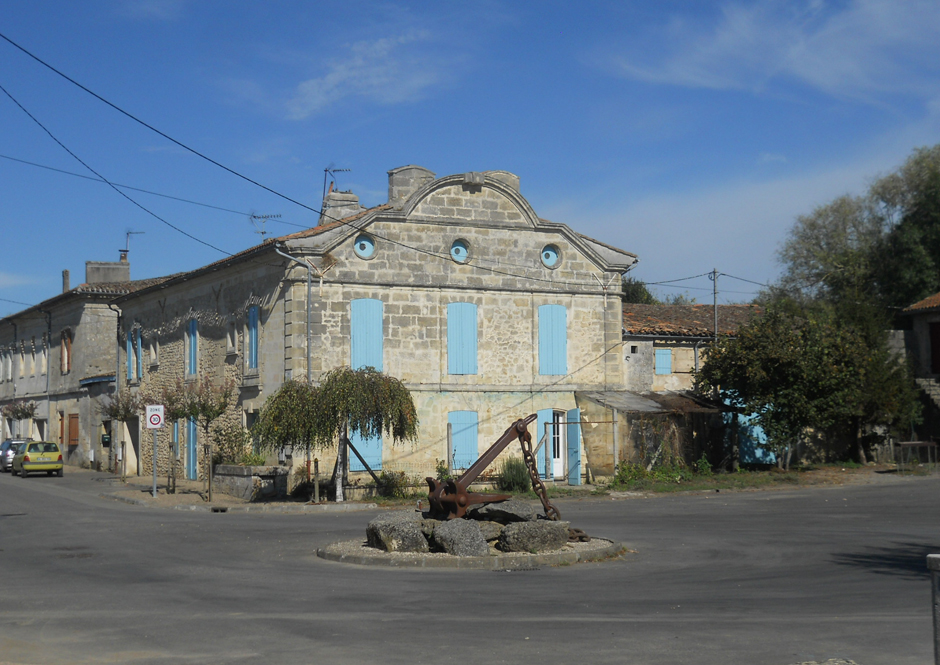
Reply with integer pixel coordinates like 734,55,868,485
273,245,316,495
108,303,122,477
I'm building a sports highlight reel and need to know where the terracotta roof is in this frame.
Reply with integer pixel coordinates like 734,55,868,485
71,274,182,296
622,303,760,337
904,291,940,313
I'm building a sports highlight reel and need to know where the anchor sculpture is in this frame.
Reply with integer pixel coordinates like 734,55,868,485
425,414,589,541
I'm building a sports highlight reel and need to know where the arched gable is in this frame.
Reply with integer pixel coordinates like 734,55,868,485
402,172,541,228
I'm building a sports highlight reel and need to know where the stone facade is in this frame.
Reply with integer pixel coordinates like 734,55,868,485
115,167,637,485
0,257,169,468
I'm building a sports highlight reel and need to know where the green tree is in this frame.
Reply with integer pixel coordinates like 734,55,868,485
621,277,657,304
187,376,236,502
696,303,919,467
252,379,322,456
97,388,142,479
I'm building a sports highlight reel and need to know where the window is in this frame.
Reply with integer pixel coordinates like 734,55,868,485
40,336,47,375
149,338,159,367
29,339,35,376
655,348,672,375
126,334,134,382
450,239,470,263
448,411,479,469
135,329,143,380
447,302,477,375
60,330,71,374
186,319,198,375
226,320,237,355
350,299,383,370
247,305,259,371
540,244,561,269
353,234,376,259
538,304,567,376
18,344,25,377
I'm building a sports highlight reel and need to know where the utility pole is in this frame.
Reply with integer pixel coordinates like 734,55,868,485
708,268,719,340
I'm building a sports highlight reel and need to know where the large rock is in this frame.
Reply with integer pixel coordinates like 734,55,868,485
366,512,429,553
477,521,504,542
498,520,569,553
432,519,489,557
467,499,539,524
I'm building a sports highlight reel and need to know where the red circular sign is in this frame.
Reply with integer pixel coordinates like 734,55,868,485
149,413,162,426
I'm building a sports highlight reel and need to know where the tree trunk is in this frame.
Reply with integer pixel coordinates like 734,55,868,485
855,417,867,465
335,424,346,502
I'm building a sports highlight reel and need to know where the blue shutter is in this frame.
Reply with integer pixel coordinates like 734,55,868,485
538,305,567,375
566,407,582,486
126,334,133,382
447,302,478,375
248,306,259,370
186,417,198,480
536,409,553,479
135,329,142,380
655,348,672,375
187,319,198,375
448,411,479,469
349,428,382,471
351,299,383,371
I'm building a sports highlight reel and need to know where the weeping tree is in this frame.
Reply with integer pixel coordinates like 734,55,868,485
253,367,418,501
98,388,142,479
314,366,418,501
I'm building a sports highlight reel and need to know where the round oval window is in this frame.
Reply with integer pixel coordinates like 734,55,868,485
450,239,470,263
541,244,561,268
354,234,376,259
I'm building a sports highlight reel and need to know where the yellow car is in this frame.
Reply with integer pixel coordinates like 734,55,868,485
12,441,64,478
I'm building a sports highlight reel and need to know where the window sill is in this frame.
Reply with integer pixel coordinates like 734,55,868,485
242,373,261,388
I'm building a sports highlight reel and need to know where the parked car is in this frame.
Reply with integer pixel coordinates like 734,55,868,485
12,441,64,478
0,438,29,472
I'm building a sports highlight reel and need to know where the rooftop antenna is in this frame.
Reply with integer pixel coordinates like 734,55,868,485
121,231,145,261
250,213,281,241
322,167,351,203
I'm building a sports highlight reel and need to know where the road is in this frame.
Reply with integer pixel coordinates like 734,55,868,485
0,469,937,664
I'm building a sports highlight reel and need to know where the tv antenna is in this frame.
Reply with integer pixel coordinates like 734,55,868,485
322,167,351,202
121,231,145,261
250,213,281,241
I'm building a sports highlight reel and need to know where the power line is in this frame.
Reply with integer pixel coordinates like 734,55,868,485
0,82,231,256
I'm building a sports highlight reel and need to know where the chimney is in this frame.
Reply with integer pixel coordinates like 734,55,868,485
62,270,70,293
85,251,131,284
319,190,364,226
387,165,435,208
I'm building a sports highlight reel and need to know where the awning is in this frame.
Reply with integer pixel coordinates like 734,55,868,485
577,390,723,414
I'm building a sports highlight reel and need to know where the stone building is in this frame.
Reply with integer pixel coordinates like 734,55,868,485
0,254,169,467
115,166,637,487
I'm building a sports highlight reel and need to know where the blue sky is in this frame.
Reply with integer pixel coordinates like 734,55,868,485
1,0,939,315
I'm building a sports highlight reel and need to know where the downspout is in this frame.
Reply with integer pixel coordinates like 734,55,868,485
108,303,122,478
273,245,319,496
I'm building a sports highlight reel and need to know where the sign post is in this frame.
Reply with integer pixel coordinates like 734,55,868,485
145,405,165,498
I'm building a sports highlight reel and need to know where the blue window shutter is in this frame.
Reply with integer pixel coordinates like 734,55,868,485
536,409,553,479
187,319,198,375
248,306,259,370
538,305,567,375
566,407,582,486
448,411,479,469
447,302,478,375
351,299,383,371
655,349,672,375
186,417,198,480
348,428,382,471
135,329,142,380
126,334,133,381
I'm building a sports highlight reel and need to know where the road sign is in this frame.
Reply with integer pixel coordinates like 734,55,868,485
146,405,165,429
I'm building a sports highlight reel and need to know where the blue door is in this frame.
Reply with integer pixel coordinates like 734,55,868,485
448,411,479,470
349,298,384,470
536,409,553,479
566,408,582,485
186,417,198,480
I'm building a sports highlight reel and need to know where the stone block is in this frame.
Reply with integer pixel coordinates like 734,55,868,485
366,511,429,553
432,519,489,557
498,520,569,553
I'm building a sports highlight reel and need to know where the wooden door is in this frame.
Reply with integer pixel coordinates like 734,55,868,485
68,414,79,448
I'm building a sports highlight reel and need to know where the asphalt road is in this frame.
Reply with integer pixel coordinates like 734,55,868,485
1,469,937,665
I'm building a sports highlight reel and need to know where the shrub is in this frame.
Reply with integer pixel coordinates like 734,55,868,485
377,469,411,498
495,456,531,493
694,454,713,476
213,420,254,465
434,458,452,482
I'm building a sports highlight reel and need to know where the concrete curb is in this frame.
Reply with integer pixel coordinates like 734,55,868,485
316,539,627,569
98,492,378,514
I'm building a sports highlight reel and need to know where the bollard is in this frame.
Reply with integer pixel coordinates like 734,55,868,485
929,554,940,665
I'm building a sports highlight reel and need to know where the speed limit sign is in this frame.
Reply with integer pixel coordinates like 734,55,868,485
146,405,165,429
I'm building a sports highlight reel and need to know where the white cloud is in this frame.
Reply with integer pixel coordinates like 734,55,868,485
0,272,37,289
286,31,443,119
607,0,940,103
